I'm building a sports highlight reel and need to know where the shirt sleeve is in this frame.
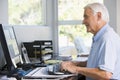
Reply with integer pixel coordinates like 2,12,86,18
98,40,117,73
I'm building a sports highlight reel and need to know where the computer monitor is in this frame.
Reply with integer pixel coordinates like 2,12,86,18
0,24,23,71
0,42,6,70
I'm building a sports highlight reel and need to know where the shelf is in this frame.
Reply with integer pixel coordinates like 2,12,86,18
22,40,53,63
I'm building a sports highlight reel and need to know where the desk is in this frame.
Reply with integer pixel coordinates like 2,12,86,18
0,75,16,80
0,75,84,80
22,76,78,80
0,56,87,80
22,75,85,80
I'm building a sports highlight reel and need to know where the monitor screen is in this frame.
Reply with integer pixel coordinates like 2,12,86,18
0,24,22,71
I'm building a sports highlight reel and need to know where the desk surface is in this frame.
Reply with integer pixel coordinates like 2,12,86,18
0,76,79,80
0,75,16,80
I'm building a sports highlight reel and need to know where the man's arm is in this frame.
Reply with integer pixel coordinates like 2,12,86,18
76,67,112,80
73,61,87,67
61,61,112,80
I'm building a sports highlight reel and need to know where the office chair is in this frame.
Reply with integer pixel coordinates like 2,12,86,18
74,37,88,56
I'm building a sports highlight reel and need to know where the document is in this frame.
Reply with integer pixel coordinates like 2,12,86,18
72,56,88,62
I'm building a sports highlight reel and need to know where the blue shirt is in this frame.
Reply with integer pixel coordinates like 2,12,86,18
86,24,120,80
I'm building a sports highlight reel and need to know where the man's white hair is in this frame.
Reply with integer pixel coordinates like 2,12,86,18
84,3,109,23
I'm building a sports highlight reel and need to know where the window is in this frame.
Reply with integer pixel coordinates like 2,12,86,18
58,0,103,56
9,0,46,25
59,25,92,47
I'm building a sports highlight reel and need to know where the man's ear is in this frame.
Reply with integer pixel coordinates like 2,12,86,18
97,12,102,21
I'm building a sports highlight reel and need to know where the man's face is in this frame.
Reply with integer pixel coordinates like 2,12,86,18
82,8,99,34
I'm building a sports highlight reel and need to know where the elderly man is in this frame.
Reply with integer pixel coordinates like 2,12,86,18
61,3,120,80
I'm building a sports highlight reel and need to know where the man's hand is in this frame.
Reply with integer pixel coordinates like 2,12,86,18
60,61,78,74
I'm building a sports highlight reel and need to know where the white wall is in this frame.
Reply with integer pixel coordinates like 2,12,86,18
117,0,120,35
104,0,117,31
0,0,8,24
104,0,120,36
46,0,58,53
13,25,52,45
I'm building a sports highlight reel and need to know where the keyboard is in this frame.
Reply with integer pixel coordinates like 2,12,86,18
22,63,47,67
23,67,75,79
47,64,71,75
17,63,47,70
25,67,43,76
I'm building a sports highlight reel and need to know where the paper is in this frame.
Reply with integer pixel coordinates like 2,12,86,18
44,60,62,64
72,56,88,62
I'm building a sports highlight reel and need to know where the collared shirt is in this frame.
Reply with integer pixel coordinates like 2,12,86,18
86,24,120,80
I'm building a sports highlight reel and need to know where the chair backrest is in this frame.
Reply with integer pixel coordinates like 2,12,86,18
74,37,88,54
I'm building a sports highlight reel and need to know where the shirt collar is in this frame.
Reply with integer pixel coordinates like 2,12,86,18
93,24,109,42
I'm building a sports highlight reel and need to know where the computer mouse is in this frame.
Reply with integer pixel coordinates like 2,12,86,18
17,69,26,76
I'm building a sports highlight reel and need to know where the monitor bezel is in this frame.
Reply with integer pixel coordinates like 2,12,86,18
0,24,16,71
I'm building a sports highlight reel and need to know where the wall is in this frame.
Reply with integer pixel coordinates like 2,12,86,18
117,0,120,35
104,0,120,36
104,0,117,31
46,0,58,53
13,25,52,45
0,0,8,24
